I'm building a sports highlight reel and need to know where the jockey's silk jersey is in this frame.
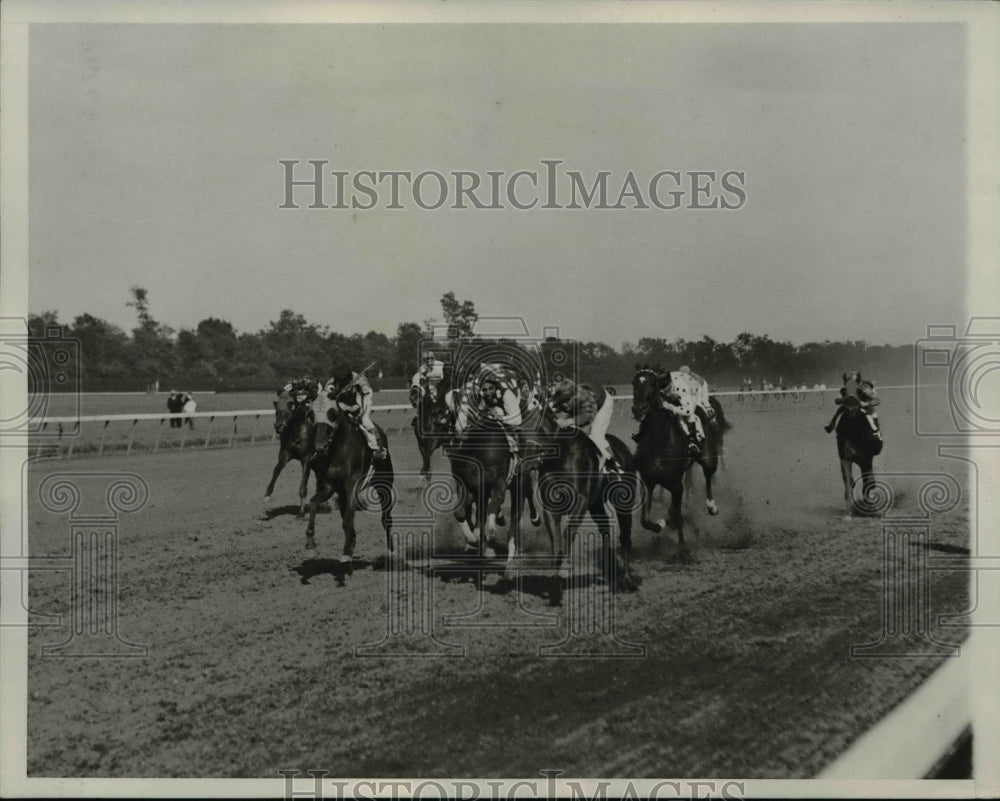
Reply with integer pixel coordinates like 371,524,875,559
412,360,444,388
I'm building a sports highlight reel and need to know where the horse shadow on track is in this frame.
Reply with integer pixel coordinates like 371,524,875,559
293,555,385,587
265,502,332,521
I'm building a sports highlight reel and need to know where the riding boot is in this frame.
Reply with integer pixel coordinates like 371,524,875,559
687,423,702,455
824,410,841,433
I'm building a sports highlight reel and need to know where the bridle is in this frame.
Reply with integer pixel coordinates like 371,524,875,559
631,368,663,422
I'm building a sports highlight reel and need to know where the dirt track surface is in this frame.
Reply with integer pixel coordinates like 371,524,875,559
25,389,970,778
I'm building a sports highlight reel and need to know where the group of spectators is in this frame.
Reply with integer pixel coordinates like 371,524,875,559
166,390,197,429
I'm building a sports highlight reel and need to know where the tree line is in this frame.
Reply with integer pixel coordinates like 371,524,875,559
28,288,916,392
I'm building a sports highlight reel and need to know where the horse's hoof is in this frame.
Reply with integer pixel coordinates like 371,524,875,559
842,514,855,522
305,539,316,550
530,514,541,527
656,518,667,532
264,495,271,503
707,504,720,516
496,513,507,527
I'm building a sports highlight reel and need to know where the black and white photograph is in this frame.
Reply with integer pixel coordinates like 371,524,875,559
1,1,998,797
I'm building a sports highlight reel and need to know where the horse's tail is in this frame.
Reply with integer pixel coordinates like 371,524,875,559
709,396,732,431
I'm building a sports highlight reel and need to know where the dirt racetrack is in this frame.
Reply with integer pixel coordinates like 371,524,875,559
24,388,971,778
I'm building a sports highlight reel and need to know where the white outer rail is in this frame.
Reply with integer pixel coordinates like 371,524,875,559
35,386,853,427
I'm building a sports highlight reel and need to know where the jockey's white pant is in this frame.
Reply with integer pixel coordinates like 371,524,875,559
588,392,615,463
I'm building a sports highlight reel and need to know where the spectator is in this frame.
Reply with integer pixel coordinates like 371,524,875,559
167,390,183,428
182,391,197,429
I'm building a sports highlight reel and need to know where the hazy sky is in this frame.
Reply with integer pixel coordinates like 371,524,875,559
28,22,966,347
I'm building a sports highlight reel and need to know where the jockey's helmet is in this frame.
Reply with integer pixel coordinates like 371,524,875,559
679,365,691,375
332,366,353,386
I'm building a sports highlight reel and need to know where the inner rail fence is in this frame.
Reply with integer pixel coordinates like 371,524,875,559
28,386,861,460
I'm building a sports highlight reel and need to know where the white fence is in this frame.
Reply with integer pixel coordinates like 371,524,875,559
30,388,840,459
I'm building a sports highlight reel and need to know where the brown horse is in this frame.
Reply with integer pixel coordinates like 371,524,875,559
410,381,453,480
835,396,883,516
304,408,394,567
445,421,523,564
518,403,640,604
265,388,315,517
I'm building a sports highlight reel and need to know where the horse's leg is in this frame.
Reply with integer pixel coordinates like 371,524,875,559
840,457,855,517
859,455,875,516
640,476,665,533
297,457,311,518
503,475,524,583
420,439,432,480
612,472,639,591
454,484,479,552
589,490,617,590
485,475,507,550
265,449,289,501
669,482,688,560
540,504,564,605
339,481,358,571
305,478,335,550
699,455,720,516
526,466,541,527
374,466,395,553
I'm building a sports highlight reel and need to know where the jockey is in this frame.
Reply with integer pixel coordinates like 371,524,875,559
315,366,387,461
411,352,445,402
658,365,715,455
449,363,522,462
547,378,621,473
281,376,321,404
825,370,882,438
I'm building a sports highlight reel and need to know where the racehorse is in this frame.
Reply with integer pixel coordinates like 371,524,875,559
682,395,731,515
519,402,640,604
410,381,453,480
265,388,316,517
304,406,394,566
835,395,883,516
444,420,528,575
630,367,729,558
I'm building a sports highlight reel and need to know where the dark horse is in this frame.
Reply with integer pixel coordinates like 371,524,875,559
265,388,315,517
304,408,395,565
835,396,883,517
519,402,640,604
410,381,453,480
630,368,730,558
444,421,530,579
